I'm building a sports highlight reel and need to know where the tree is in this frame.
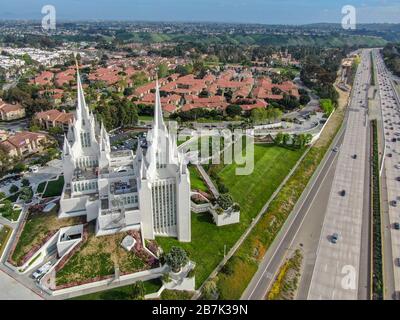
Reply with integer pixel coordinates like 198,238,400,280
275,132,284,145
48,126,64,136
164,247,188,273
21,178,30,187
19,187,33,203
282,133,290,145
320,99,334,116
131,281,145,300
225,104,242,117
9,184,19,194
157,63,169,78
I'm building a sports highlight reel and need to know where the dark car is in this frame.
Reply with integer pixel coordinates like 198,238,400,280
331,233,339,244
340,190,346,197
394,222,400,230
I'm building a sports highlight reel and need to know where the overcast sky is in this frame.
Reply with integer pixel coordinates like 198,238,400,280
1,0,400,24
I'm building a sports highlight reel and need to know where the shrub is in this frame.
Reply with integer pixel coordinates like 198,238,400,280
164,247,188,273
217,194,234,210
9,184,19,194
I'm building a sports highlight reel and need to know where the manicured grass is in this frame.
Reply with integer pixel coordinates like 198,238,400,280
36,181,46,194
0,225,12,258
43,176,64,198
72,278,163,300
157,144,304,288
215,89,347,299
11,208,82,266
189,166,209,193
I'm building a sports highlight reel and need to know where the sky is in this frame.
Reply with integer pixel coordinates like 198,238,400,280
0,0,400,24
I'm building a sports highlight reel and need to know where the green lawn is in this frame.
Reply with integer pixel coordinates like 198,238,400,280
189,166,209,193
43,176,64,198
72,278,163,300
36,181,46,194
157,144,304,287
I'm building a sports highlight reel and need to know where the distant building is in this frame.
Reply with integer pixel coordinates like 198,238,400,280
0,131,48,158
0,100,26,121
34,109,74,133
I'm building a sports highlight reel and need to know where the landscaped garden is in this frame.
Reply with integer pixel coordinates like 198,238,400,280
72,278,163,300
55,225,158,287
42,175,64,198
157,143,305,287
0,200,22,221
10,205,83,267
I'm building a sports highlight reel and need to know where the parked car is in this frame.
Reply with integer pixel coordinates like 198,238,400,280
394,222,400,230
32,262,52,281
340,190,346,197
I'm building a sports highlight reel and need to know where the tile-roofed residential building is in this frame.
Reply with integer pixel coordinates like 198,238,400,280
55,68,75,87
0,131,48,158
30,71,54,86
0,100,26,121
34,109,74,133
252,77,299,100
88,66,122,86
233,98,268,111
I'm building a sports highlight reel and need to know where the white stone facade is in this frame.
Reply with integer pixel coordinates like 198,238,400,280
59,69,191,242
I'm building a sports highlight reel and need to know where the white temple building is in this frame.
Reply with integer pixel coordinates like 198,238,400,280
59,69,191,242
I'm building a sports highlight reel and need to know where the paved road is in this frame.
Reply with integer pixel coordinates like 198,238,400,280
374,49,400,299
241,116,346,300
307,49,371,300
0,270,42,300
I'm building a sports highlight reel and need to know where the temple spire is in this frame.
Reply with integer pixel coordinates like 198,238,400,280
74,53,88,122
154,75,165,131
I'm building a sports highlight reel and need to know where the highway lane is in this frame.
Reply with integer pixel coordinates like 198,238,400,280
241,121,346,300
374,49,400,298
308,49,371,300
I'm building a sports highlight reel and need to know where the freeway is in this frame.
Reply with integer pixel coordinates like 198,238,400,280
307,49,371,300
374,49,400,299
241,126,345,300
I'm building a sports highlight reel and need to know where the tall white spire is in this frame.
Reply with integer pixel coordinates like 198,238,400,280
154,77,166,132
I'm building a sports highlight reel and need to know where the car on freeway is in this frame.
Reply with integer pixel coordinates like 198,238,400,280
333,147,339,152
331,233,339,244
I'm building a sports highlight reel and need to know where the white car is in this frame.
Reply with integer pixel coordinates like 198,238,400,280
32,262,52,281
29,166,39,173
